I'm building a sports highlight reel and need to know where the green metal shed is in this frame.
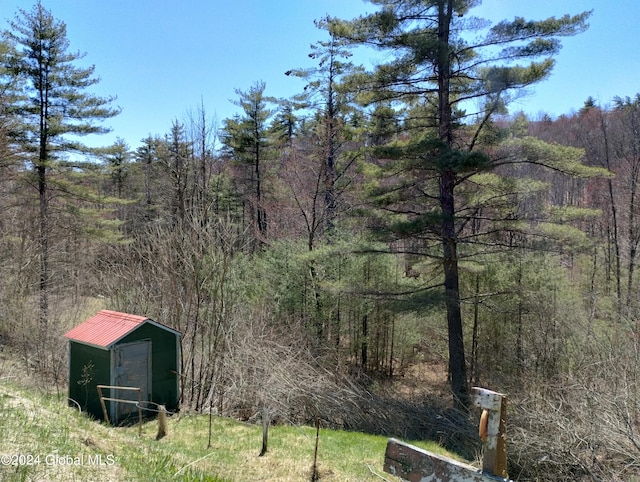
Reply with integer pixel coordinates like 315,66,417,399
64,309,181,424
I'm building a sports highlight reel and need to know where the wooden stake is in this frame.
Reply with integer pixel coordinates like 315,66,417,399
311,418,320,482
155,405,167,440
97,385,109,424
259,406,269,457
207,402,214,449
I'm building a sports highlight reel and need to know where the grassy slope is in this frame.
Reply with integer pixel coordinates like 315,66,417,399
0,378,463,482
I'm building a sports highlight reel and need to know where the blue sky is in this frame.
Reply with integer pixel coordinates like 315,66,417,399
2,0,638,150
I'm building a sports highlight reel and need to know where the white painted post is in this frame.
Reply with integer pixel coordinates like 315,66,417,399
383,387,513,481
472,387,508,479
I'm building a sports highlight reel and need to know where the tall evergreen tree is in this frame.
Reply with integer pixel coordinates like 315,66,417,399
328,0,593,406
0,37,20,168
286,17,357,237
164,121,191,225
134,135,163,222
3,2,119,339
103,137,130,199
221,81,273,247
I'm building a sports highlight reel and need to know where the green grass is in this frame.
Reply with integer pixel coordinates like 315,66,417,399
0,380,465,481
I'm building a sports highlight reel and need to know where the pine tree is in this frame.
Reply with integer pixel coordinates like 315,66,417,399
3,2,119,341
327,0,594,406
286,17,357,237
0,37,20,168
221,81,274,247
100,137,131,199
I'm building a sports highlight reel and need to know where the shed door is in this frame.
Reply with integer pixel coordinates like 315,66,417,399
113,340,151,423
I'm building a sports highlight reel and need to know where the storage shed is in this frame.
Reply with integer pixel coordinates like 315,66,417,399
64,309,181,424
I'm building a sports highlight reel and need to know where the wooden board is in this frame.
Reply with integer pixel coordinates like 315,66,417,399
384,438,511,482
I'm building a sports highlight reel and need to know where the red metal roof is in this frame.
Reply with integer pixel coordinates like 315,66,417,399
64,309,152,349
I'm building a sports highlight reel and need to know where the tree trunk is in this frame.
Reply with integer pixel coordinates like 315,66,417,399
254,133,267,240
437,0,468,408
38,81,49,355
361,313,368,371
37,161,49,349
626,156,640,309
598,113,622,314
324,56,337,235
440,169,468,407
470,274,480,385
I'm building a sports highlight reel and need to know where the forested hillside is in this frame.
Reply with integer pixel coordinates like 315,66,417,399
1,1,640,480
